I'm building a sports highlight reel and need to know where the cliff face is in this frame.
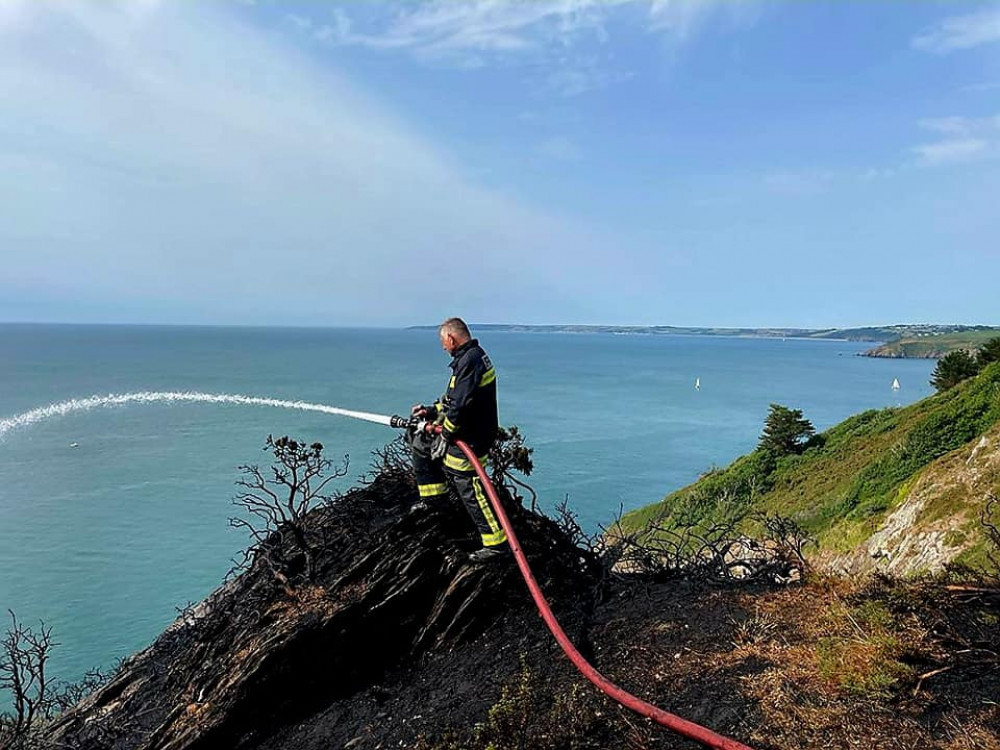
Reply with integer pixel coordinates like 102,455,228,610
43,471,600,750
823,427,1000,576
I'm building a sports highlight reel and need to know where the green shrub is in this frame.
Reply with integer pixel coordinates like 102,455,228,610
841,363,1000,518
931,350,981,392
668,450,776,527
816,599,914,700
977,336,1000,368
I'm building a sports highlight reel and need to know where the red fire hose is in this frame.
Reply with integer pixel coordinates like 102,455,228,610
450,435,755,750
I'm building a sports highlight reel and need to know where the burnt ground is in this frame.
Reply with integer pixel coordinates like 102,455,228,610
42,463,1000,750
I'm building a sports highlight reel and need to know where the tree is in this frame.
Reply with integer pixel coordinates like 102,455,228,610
977,336,1000,368
930,350,981,392
231,435,348,587
0,610,54,749
758,404,815,457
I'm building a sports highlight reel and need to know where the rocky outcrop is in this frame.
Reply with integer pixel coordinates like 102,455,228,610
825,430,1000,577
43,471,600,750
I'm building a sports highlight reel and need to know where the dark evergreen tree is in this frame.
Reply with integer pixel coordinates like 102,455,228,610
930,350,981,392
976,336,1000,368
758,404,815,456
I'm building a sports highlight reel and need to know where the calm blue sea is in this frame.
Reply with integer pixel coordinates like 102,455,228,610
0,324,934,691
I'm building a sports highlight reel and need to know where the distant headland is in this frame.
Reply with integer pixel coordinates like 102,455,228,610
408,323,1000,358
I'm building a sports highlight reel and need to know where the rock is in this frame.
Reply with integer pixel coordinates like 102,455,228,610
43,471,600,750
967,435,990,466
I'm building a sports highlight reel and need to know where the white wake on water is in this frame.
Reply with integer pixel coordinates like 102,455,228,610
0,392,394,439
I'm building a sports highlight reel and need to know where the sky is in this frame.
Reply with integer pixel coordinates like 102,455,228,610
0,0,998,328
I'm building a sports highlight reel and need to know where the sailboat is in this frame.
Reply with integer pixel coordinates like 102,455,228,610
695,377,701,391
891,378,900,392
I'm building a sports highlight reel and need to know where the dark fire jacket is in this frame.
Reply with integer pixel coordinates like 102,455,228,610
434,338,498,455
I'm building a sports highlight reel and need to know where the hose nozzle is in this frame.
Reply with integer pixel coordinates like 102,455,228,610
389,414,413,429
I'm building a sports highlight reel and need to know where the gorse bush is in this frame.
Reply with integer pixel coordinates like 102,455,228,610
668,450,776,527
823,407,899,445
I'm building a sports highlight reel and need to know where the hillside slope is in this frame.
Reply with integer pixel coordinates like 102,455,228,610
621,362,1000,576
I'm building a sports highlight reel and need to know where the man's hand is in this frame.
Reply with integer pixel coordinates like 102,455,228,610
411,403,430,419
430,432,448,460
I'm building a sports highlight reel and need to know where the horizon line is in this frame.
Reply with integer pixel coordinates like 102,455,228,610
2,320,999,331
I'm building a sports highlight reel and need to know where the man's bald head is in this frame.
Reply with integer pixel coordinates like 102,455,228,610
438,317,471,355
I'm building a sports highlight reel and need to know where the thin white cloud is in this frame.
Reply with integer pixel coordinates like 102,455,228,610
298,0,739,96
962,81,1000,93
286,13,313,33
0,0,623,325
859,167,896,182
912,115,1000,166
920,117,976,135
914,138,988,165
912,7,1000,53
317,1,622,55
647,0,712,37
537,135,581,161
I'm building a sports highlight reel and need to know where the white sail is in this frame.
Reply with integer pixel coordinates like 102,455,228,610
695,377,701,390
891,378,900,391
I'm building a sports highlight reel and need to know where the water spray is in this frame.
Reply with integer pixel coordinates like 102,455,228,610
0,391,396,440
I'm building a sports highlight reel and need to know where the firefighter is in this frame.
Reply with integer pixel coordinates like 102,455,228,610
409,317,507,563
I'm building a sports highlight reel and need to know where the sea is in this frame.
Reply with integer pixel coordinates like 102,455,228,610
0,324,935,693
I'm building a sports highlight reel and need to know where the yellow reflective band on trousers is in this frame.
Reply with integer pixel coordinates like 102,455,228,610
481,528,507,546
418,482,448,498
473,476,507,546
443,452,489,472
479,368,496,387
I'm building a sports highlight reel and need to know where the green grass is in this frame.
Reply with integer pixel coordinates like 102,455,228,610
620,361,1000,566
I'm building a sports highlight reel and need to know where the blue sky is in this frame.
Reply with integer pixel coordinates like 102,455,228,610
1,0,998,327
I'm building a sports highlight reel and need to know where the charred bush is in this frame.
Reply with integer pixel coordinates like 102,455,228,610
0,611,54,750
606,513,813,584
551,495,600,555
489,426,536,511
230,435,349,589
363,434,413,486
